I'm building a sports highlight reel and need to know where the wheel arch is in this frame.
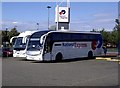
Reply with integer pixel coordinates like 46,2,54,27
88,50,94,58
55,52,63,61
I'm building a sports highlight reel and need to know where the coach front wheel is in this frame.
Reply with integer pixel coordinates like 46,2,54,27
55,53,63,62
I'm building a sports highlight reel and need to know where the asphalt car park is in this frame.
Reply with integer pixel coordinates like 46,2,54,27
2,57,119,87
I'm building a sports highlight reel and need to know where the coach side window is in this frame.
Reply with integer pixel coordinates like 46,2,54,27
71,34,80,41
61,33,71,41
44,36,51,53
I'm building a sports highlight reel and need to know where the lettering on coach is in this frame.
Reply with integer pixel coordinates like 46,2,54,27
62,43,87,48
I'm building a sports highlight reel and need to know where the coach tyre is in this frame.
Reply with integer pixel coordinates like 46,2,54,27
88,51,94,59
55,53,63,62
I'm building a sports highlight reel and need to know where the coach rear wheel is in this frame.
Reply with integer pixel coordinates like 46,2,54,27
88,51,94,59
55,53,63,62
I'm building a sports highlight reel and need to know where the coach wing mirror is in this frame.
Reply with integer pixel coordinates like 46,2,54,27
40,35,46,44
22,37,25,43
22,37,27,43
24,37,27,43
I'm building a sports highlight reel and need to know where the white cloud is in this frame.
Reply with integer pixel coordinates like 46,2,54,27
12,21,18,24
70,17,115,31
93,13,115,23
70,20,88,24
1,20,56,32
70,23,92,31
81,25,91,28
2,16,116,32
95,18,114,23
94,13,110,17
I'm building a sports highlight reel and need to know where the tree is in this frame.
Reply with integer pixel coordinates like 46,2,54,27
115,19,120,43
100,28,110,46
2,27,19,45
8,27,19,40
2,30,9,43
115,19,120,54
110,29,118,45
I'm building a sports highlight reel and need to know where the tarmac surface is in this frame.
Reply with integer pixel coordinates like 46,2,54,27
2,57,119,87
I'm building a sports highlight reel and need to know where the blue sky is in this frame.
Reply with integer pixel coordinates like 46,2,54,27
2,2,118,32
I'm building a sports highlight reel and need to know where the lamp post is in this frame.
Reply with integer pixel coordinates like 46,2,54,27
47,6,51,30
56,5,59,31
37,23,39,30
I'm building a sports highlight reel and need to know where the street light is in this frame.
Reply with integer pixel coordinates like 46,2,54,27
47,6,51,30
37,23,39,30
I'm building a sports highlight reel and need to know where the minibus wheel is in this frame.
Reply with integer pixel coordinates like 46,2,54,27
55,53,63,62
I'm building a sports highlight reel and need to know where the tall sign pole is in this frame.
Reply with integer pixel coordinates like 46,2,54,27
56,5,59,31
67,0,70,30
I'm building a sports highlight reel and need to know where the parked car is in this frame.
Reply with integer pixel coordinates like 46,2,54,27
2,47,13,57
